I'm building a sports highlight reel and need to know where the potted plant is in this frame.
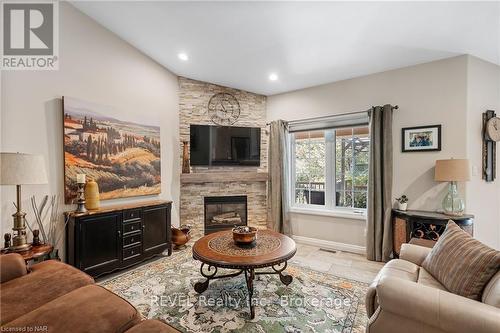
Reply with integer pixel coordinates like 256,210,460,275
395,195,409,211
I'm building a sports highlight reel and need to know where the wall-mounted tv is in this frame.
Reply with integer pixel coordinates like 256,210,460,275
190,124,261,166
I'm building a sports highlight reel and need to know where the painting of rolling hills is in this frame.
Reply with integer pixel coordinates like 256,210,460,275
63,97,161,203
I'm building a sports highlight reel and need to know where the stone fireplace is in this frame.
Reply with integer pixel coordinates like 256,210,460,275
178,77,268,237
204,195,247,234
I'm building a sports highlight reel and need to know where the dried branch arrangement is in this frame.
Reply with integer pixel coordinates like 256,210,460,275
27,195,69,250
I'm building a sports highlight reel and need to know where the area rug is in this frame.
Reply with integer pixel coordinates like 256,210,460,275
99,247,369,333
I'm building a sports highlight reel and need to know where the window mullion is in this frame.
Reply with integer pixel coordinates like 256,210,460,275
325,130,334,209
351,130,355,209
288,133,297,206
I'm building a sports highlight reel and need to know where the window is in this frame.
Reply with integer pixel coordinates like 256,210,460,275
291,125,369,214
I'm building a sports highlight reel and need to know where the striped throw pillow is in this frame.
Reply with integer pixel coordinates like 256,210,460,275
422,220,500,300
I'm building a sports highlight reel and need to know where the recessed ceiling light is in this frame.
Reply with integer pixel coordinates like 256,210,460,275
178,52,188,61
269,73,278,81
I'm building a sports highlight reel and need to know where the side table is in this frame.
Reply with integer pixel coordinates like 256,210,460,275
1,243,54,265
408,238,436,249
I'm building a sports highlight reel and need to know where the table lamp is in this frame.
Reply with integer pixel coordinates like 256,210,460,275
0,153,48,252
434,158,470,216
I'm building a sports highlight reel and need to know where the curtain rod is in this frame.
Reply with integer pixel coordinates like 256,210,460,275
266,105,399,126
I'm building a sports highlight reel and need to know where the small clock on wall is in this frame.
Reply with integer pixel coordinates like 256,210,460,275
486,116,500,142
208,93,240,125
482,110,498,182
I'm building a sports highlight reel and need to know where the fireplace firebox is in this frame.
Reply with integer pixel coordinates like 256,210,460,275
204,196,247,234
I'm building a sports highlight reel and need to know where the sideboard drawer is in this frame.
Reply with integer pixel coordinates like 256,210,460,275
123,221,141,235
123,245,141,261
123,232,142,248
124,209,141,222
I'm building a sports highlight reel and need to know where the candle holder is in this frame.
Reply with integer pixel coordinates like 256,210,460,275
76,182,87,213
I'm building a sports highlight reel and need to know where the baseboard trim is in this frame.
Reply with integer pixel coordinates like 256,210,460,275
292,235,366,255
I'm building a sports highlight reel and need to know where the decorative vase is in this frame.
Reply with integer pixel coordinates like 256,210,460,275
398,202,408,211
182,141,190,174
171,225,191,250
84,179,100,210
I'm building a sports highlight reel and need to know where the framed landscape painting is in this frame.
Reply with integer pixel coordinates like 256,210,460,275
63,97,161,203
402,125,441,152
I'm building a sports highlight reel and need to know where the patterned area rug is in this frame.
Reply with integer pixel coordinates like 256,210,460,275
99,247,368,333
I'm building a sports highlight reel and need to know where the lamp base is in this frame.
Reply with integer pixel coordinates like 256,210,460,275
443,211,464,217
442,181,465,216
8,242,32,252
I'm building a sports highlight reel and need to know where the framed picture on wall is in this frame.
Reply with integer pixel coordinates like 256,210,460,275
402,125,441,152
62,96,161,203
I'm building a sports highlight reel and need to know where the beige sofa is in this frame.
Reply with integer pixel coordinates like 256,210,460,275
366,243,500,333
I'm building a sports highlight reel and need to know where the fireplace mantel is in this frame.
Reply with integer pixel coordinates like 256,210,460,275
180,172,268,184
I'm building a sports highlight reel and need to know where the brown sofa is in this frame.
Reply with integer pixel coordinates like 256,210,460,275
0,253,180,333
365,244,500,333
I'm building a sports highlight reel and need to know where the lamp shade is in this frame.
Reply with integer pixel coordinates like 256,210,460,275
0,153,48,185
435,159,470,182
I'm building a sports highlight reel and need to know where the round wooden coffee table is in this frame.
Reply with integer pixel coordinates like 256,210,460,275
192,229,296,319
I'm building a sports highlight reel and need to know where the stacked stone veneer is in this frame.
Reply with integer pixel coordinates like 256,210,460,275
178,77,268,236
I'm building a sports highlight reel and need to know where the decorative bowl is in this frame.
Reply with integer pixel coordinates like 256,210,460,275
232,226,258,245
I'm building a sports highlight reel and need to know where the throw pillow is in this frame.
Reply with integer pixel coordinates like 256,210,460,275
422,220,500,300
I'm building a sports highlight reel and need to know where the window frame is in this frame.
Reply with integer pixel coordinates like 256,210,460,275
289,126,368,218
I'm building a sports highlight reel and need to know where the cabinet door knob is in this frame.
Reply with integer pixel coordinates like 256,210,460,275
117,230,121,237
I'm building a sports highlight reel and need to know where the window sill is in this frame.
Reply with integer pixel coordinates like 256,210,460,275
289,207,367,221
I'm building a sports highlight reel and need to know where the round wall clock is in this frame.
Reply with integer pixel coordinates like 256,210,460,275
208,93,240,125
486,117,500,142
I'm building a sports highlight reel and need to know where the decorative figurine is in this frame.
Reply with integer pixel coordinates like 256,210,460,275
32,229,41,246
4,233,11,249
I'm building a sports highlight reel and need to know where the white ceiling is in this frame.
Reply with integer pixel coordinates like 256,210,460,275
72,1,500,96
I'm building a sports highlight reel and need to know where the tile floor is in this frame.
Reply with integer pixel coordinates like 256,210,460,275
290,243,384,283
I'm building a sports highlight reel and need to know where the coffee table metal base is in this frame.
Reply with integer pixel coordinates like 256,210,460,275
194,262,293,319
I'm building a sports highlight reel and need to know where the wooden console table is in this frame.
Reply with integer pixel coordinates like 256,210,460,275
392,209,474,257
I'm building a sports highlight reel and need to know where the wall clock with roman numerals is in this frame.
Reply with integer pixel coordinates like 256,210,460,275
207,93,240,125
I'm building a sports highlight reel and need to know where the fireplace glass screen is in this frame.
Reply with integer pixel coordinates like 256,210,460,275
204,196,247,234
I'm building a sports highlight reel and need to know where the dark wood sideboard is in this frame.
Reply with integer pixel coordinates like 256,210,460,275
66,200,172,278
392,209,474,257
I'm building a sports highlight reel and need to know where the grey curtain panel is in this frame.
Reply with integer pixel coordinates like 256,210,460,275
366,105,394,262
267,120,291,235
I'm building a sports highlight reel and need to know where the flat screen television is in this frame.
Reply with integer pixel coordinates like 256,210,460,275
190,124,261,166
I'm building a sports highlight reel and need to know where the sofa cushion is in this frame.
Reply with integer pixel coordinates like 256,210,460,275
0,260,94,324
3,285,141,333
422,221,500,300
0,253,27,283
126,320,181,333
417,268,447,291
482,270,500,308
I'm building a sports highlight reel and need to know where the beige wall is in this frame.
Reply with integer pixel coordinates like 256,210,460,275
268,56,471,249
0,3,180,255
465,56,500,249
